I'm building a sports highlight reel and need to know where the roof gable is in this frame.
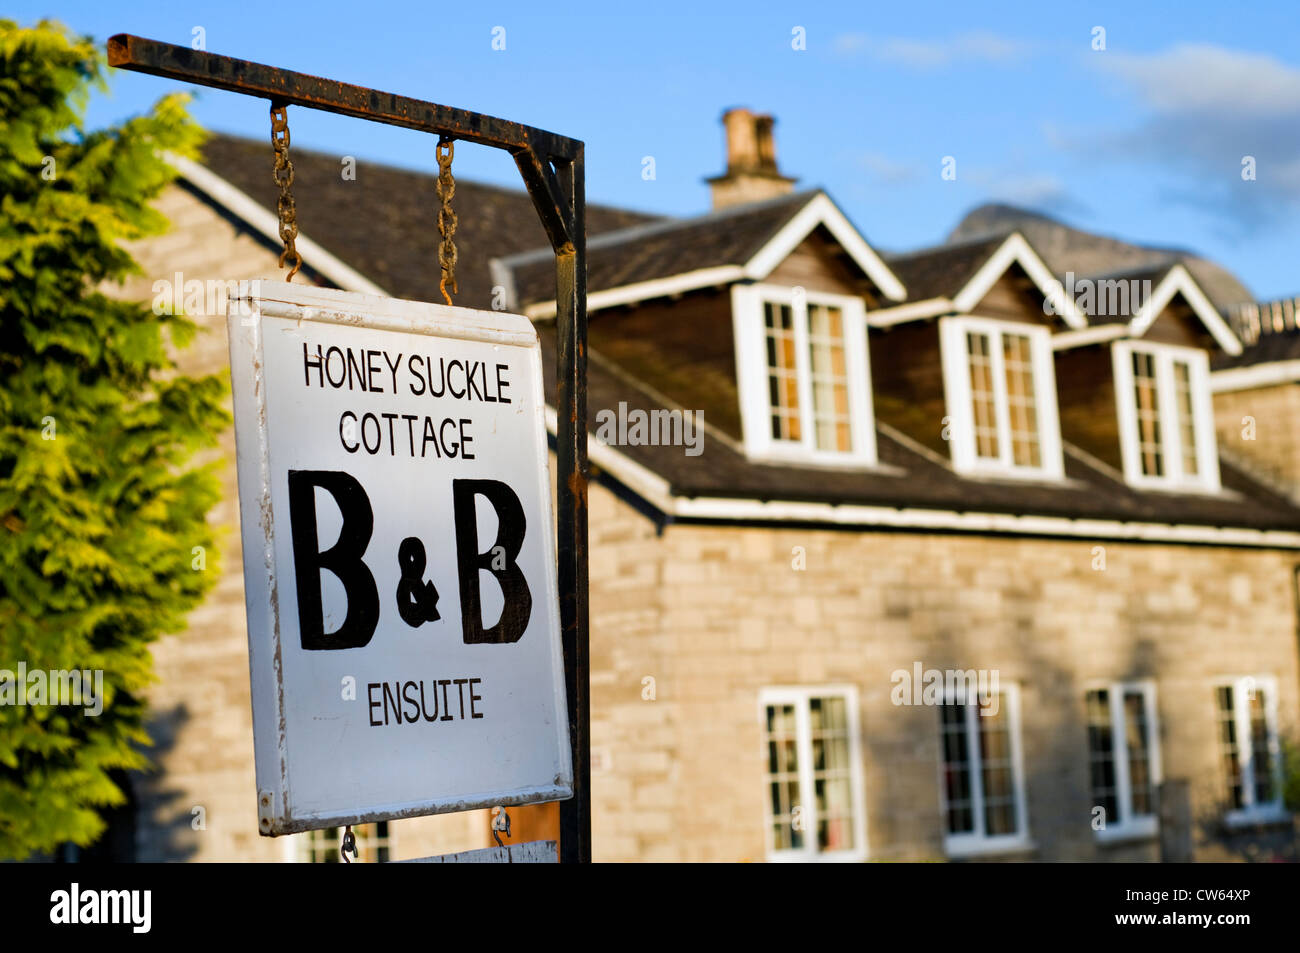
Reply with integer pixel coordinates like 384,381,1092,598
502,190,905,317
745,192,905,300
763,226,876,297
963,261,1056,327
873,232,1087,328
1132,264,1242,355
1053,264,1243,354
956,233,1084,326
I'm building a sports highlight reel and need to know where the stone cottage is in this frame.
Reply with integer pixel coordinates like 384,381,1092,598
105,109,1299,862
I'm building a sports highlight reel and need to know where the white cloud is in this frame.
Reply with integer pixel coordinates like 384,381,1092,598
833,33,869,55
858,151,919,184
833,30,1025,69
1099,43,1300,117
1080,43,1300,231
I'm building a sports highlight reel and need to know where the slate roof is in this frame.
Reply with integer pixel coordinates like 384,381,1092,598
197,134,659,310
188,137,1300,536
880,232,1010,303
1073,262,1178,326
1215,331,1300,370
535,325,1300,533
500,190,820,307
1214,298,1300,370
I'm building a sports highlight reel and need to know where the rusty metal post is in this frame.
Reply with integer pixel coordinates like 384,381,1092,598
106,34,592,862
553,152,590,864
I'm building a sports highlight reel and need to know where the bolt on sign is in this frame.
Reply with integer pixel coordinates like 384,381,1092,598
226,282,572,835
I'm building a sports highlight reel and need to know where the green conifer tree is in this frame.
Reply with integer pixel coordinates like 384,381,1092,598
0,19,228,859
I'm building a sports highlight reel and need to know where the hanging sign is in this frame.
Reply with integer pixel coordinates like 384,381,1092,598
226,281,571,835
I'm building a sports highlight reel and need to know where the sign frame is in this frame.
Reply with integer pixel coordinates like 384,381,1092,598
228,281,573,836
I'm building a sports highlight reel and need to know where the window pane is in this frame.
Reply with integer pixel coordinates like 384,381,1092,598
1123,691,1154,818
1132,351,1163,477
764,302,800,442
808,304,851,452
1085,689,1118,825
1002,333,1041,467
940,703,974,834
824,695,846,731
808,696,823,731
306,826,341,864
809,695,854,851
1248,688,1275,805
763,703,803,850
966,331,1000,460
978,698,1018,836
1173,360,1199,477
1216,686,1244,809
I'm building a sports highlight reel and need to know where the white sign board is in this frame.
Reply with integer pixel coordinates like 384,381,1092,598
226,281,571,835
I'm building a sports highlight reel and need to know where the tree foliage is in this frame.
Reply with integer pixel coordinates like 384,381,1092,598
0,19,228,859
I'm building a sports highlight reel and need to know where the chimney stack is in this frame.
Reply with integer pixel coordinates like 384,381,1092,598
707,108,797,209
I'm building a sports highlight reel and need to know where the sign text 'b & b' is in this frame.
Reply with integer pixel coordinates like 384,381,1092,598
287,471,532,649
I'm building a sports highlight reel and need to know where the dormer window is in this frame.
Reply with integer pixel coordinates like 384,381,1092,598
734,284,877,464
1112,341,1220,492
939,316,1064,479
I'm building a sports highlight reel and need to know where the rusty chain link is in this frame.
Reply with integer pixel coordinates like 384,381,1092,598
436,138,458,305
340,824,357,863
270,103,302,282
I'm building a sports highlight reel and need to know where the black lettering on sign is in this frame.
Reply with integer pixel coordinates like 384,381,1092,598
364,677,483,726
287,470,380,650
452,479,532,644
396,537,440,627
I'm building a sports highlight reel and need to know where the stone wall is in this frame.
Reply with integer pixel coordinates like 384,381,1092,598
1215,383,1300,497
587,501,1300,862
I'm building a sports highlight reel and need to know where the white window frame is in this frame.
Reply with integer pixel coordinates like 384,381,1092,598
732,283,877,466
758,685,868,862
939,315,1064,480
1216,675,1287,827
1085,680,1162,843
1113,340,1221,492
938,681,1033,857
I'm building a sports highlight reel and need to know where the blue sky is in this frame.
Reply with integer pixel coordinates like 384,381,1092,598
13,0,1300,299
